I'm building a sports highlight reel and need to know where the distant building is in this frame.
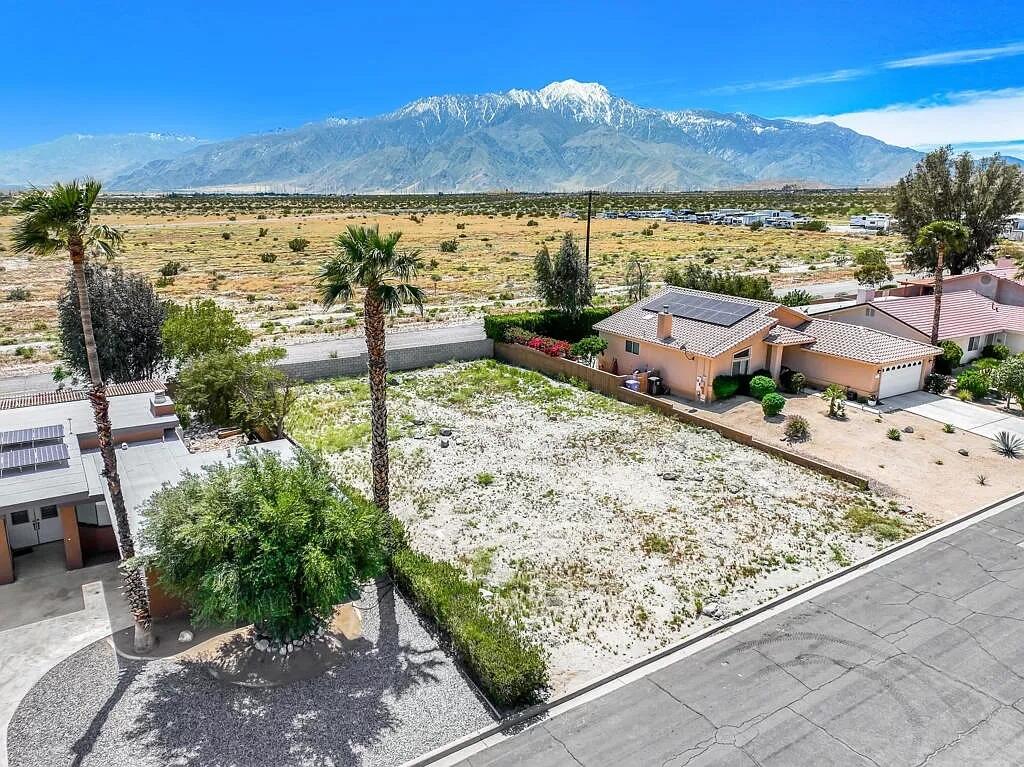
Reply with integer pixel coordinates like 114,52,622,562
850,213,891,231
1003,213,1024,241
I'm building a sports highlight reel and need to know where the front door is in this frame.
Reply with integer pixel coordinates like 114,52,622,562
4,506,63,549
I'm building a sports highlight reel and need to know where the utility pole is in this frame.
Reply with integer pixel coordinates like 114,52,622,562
584,190,593,270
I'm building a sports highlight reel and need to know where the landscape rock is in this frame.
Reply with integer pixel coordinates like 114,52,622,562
959,448,970,456
177,630,194,643
254,639,269,652
439,428,453,437
440,438,449,448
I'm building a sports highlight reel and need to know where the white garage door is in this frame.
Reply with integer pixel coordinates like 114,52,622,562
878,361,923,400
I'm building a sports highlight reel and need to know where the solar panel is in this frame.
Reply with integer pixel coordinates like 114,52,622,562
0,447,35,471
643,295,758,327
0,423,65,448
33,442,69,466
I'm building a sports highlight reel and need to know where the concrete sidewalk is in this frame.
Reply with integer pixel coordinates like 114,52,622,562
441,497,1024,766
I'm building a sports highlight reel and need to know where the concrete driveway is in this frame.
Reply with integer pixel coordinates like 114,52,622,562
882,390,1024,441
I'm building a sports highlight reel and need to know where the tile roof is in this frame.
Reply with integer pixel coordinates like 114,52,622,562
764,326,815,345
872,290,1024,339
594,286,779,357
0,380,165,411
795,319,941,364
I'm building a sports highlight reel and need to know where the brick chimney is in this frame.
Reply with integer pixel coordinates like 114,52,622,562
657,305,673,340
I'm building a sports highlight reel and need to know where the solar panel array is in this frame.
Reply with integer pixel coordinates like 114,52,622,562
0,424,69,475
0,423,64,448
643,294,758,327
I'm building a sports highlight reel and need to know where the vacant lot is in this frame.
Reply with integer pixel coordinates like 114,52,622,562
286,360,927,694
0,202,905,352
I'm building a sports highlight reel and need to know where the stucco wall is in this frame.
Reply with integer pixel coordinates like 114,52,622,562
782,348,881,396
825,304,930,342
276,338,494,382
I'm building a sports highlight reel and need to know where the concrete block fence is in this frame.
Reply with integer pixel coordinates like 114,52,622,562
276,338,494,382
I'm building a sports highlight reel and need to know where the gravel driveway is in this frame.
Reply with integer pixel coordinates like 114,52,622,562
7,582,493,767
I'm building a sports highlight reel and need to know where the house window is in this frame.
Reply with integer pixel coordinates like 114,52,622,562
968,336,981,352
625,340,640,355
984,334,995,346
10,510,29,525
732,348,751,376
39,505,58,520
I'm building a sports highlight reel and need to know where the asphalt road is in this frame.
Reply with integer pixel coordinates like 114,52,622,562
0,322,486,397
452,498,1024,767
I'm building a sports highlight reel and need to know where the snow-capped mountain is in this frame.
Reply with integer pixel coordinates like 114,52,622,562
2,81,923,192
0,133,206,189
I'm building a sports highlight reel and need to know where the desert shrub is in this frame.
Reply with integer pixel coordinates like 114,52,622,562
749,375,776,401
439,239,458,253
982,343,1011,361
784,415,810,441
935,340,963,374
392,547,549,707
5,287,31,301
956,389,974,401
712,375,740,400
844,506,911,541
259,252,277,263
503,326,534,345
221,232,231,240
526,219,538,227
992,431,1024,459
761,392,785,416
288,237,310,253
484,307,621,343
780,369,806,394
923,372,950,394
887,427,902,441
796,220,829,232
956,369,990,399
258,227,269,237
159,260,184,277
175,347,284,426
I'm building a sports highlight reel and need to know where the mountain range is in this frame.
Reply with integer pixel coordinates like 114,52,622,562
1,80,928,192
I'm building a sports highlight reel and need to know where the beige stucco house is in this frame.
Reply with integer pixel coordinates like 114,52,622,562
594,287,941,402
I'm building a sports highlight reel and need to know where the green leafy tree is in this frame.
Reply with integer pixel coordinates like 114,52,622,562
570,335,608,366
894,147,1024,274
231,364,297,439
853,248,893,288
915,221,971,345
534,232,593,316
664,263,774,301
162,299,253,363
139,450,389,642
318,225,425,513
175,347,285,426
11,179,152,651
779,289,814,307
57,262,166,382
991,356,1024,410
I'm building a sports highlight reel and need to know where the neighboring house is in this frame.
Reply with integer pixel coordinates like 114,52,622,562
594,287,940,402
895,263,1024,305
1003,213,1024,242
823,289,1024,362
0,384,292,608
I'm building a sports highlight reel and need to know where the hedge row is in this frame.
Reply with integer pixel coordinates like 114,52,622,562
484,307,621,343
391,547,549,708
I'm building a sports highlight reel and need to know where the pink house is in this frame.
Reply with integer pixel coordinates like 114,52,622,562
594,287,941,402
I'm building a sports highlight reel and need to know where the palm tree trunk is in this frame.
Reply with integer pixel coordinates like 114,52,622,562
71,238,154,652
931,242,945,347
363,293,390,513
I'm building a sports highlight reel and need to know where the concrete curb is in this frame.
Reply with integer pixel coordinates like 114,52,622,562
402,488,1024,767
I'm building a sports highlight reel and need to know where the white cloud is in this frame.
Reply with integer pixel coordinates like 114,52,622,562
789,88,1024,148
707,68,868,95
886,41,1024,69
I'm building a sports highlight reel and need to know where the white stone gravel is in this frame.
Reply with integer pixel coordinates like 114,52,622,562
7,583,493,767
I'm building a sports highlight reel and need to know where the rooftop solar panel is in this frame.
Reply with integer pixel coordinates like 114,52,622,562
0,447,35,472
34,442,69,466
0,423,65,449
642,294,758,327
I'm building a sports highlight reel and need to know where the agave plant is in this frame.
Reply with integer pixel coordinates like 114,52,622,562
992,431,1024,459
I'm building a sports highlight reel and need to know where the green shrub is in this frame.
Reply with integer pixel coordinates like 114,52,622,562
982,343,1011,361
504,326,534,345
748,375,776,401
159,260,184,277
956,369,990,399
780,369,807,393
391,548,548,708
936,340,963,374
484,307,621,343
844,506,911,541
784,414,810,441
712,375,740,399
260,252,277,263
439,239,458,252
796,220,829,232
887,427,902,441
923,372,950,394
570,335,608,364
761,392,785,416
5,287,31,301
288,237,310,253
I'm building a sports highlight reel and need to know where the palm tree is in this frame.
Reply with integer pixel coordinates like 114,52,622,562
318,225,425,512
12,180,154,652
914,221,971,346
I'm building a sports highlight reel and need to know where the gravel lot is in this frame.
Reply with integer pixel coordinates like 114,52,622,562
7,582,493,767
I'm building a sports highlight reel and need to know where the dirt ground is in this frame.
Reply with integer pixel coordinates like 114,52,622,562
285,360,928,695
701,393,1023,520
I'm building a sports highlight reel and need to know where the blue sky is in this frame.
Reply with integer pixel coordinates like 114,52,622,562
2,0,1023,155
